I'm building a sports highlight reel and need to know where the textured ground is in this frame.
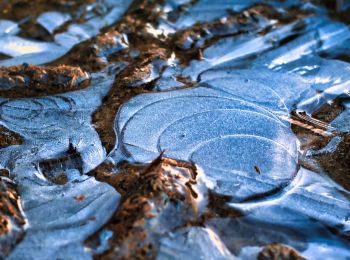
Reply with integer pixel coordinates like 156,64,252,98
0,0,350,259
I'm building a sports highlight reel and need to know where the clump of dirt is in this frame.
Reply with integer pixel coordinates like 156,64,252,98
0,169,10,178
0,177,26,259
258,243,305,260
87,154,204,259
0,126,24,148
0,64,90,98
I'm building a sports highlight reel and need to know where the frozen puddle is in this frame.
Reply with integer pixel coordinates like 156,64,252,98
117,69,298,201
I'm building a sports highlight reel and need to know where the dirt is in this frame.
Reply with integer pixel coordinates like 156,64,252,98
0,64,90,98
88,154,202,259
291,99,344,150
314,134,350,191
0,0,94,21
0,125,24,148
0,177,26,259
258,243,305,260
291,98,350,191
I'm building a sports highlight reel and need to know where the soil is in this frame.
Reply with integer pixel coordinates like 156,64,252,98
291,98,350,191
0,125,23,148
0,64,90,98
258,243,305,260
88,154,202,259
0,0,94,21
0,177,26,259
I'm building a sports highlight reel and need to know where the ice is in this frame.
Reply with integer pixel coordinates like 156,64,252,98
228,168,350,233
182,20,309,80
158,227,235,260
8,177,119,260
0,66,122,259
1,0,350,258
171,0,302,29
0,0,133,66
254,21,350,70
0,35,62,57
117,68,298,200
208,215,350,260
0,20,19,36
37,12,71,34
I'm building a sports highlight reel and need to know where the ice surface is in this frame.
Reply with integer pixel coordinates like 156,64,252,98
0,66,121,259
37,12,71,34
0,20,19,36
117,69,298,200
0,0,133,66
158,227,235,260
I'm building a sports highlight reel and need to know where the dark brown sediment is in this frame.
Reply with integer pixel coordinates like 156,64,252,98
0,177,26,259
0,125,24,148
0,64,90,98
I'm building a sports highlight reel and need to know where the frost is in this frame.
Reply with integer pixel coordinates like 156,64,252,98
117,69,298,200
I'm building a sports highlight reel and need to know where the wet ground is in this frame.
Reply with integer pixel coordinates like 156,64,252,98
0,0,350,259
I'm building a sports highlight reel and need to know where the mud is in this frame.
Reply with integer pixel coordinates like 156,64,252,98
0,177,25,259
258,243,305,260
0,64,90,98
88,154,203,259
38,142,83,185
313,134,350,191
0,125,23,148
0,0,93,21
292,98,350,190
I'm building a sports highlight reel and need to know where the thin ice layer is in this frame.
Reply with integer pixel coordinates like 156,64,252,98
0,66,121,259
117,69,298,200
158,227,235,260
0,0,133,66
169,0,302,29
